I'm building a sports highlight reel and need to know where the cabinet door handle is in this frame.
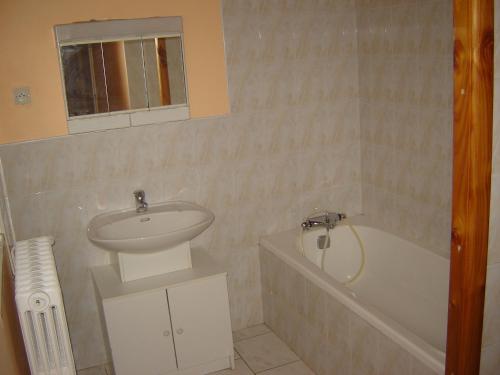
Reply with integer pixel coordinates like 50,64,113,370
163,330,171,337
176,328,184,335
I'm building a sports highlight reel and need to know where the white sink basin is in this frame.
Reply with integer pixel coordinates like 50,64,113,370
87,201,215,282
87,201,214,254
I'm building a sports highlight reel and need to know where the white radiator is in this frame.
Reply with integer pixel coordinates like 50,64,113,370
15,236,76,375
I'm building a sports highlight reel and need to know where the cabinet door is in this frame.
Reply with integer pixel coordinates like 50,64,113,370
103,289,177,375
167,275,233,369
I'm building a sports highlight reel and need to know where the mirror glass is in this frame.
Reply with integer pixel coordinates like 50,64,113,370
142,37,187,108
60,36,187,118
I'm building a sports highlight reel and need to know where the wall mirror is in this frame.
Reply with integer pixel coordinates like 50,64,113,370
55,17,189,134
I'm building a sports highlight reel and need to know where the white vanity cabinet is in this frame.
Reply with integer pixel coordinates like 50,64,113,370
92,251,234,375
103,289,178,375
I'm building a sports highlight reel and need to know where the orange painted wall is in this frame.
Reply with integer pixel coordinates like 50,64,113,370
0,0,229,144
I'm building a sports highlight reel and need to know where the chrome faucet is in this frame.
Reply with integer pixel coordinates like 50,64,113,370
133,190,148,213
301,211,346,230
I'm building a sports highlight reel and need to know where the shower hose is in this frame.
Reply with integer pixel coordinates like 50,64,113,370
298,215,365,285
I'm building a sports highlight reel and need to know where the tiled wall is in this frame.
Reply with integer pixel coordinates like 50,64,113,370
356,0,453,257
0,161,15,249
482,264,500,374
260,247,438,375
480,0,500,372
5,0,497,373
0,0,362,370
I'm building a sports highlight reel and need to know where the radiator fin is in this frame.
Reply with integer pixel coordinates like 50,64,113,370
15,236,76,375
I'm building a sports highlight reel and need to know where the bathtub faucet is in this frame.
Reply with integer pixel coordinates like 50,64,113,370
301,212,346,230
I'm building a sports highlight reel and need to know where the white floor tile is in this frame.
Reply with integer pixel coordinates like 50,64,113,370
260,361,315,375
209,359,253,374
234,332,299,373
77,364,108,375
233,323,270,342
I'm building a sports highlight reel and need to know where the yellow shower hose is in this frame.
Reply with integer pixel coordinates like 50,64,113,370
299,216,365,285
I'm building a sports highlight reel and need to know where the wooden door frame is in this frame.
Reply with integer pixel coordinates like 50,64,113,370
446,0,494,374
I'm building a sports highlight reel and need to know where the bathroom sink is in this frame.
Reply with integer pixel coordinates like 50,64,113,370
87,201,214,254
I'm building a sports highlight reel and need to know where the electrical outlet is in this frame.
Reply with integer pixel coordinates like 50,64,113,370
13,87,31,105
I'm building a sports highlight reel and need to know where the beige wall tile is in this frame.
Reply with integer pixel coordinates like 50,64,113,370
0,1,363,368
357,0,453,257
260,246,440,375
377,333,412,375
481,341,500,375
482,0,500,370
350,314,378,375
411,357,440,375
1,0,481,371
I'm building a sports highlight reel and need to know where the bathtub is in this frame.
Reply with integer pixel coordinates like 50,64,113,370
259,221,449,374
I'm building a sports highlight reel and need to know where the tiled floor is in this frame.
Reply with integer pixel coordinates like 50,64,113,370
77,363,112,375
211,324,315,375
77,324,314,375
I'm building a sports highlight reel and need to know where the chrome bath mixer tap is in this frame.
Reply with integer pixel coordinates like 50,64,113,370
133,190,148,213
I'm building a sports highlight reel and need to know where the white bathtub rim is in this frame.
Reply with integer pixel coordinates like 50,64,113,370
259,229,446,374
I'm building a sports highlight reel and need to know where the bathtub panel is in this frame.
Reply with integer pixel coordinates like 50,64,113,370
323,340,351,375
377,332,412,375
261,247,351,375
259,247,273,292
325,296,350,349
304,278,327,331
289,224,449,356
411,358,440,375
261,289,273,333
298,319,329,375
350,314,378,375
284,265,306,316
280,306,303,353
259,245,443,375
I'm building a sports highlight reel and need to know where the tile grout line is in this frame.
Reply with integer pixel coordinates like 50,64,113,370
76,363,109,375
233,329,283,375
233,326,314,374
233,347,257,375
234,331,308,374
263,325,317,373
232,326,271,374
254,359,302,374
234,330,272,344
234,346,241,358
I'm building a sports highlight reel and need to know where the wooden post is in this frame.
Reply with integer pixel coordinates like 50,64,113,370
446,0,494,374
